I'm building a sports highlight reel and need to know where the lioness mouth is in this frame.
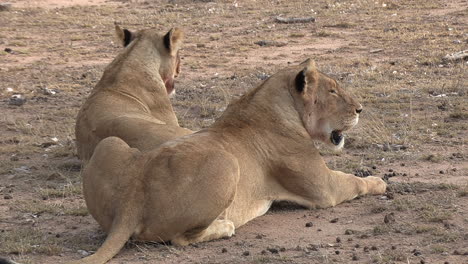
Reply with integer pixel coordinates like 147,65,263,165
330,130,343,146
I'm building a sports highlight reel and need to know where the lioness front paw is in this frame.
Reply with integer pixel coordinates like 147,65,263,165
365,176,387,194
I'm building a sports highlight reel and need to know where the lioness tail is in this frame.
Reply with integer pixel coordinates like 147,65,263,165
69,215,138,264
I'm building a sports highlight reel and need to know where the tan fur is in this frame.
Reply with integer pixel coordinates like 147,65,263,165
75,26,191,162
72,60,386,264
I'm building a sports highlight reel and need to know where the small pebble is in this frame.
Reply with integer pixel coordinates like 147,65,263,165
388,169,393,172
267,247,279,254
305,222,313,227
4,194,12,200
336,237,341,243
372,166,377,170
391,245,396,250
363,246,369,252
354,244,360,248
221,248,227,253
330,218,339,223
242,251,250,256
335,250,340,255
352,254,359,261
439,170,444,174
371,246,378,250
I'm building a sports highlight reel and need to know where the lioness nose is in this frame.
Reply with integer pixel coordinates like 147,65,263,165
356,107,363,114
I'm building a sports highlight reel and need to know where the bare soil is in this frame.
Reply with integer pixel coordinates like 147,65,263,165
0,0,467,263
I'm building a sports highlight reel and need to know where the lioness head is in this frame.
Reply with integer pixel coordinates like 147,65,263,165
115,25,183,95
291,59,362,149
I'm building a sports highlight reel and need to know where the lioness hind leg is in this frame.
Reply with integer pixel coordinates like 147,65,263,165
172,219,235,246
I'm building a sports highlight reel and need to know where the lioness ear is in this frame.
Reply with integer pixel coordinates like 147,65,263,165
295,59,318,93
163,28,184,56
115,24,134,47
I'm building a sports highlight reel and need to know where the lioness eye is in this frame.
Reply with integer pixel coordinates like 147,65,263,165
330,90,337,94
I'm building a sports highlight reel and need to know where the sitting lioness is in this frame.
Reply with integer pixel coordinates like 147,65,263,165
75,25,191,161
74,59,387,264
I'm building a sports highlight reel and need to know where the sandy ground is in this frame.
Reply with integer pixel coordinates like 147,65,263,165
0,0,467,263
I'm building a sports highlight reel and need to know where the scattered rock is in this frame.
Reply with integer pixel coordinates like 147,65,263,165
46,172,66,181
4,47,13,53
9,94,26,106
13,166,31,174
254,40,287,47
40,142,57,148
4,194,12,200
10,155,19,161
221,248,227,253
370,49,384,53
377,143,407,151
255,234,264,239
267,247,279,254
345,229,356,235
305,222,313,227
256,72,270,80
336,237,341,243
0,2,12,11
352,253,359,261
242,251,250,256
58,158,82,172
384,213,395,224
386,192,394,199
330,218,339,223
371,246,378,251
442,50,468,62
42,87,57,96
77,250,90,256
334,250,340,255
412,248,422,256
307,244,320,251
354,168,372,177
275,16,315,24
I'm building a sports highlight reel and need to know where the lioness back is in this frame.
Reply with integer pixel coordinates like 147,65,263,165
75,25,191,161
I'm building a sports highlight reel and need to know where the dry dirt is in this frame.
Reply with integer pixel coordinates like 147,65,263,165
0,0,467,263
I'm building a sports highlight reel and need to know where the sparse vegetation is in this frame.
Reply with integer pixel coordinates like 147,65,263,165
0,0,466,263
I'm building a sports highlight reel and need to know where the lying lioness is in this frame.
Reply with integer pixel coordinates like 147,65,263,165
75,25,191,161
75,59,387,264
